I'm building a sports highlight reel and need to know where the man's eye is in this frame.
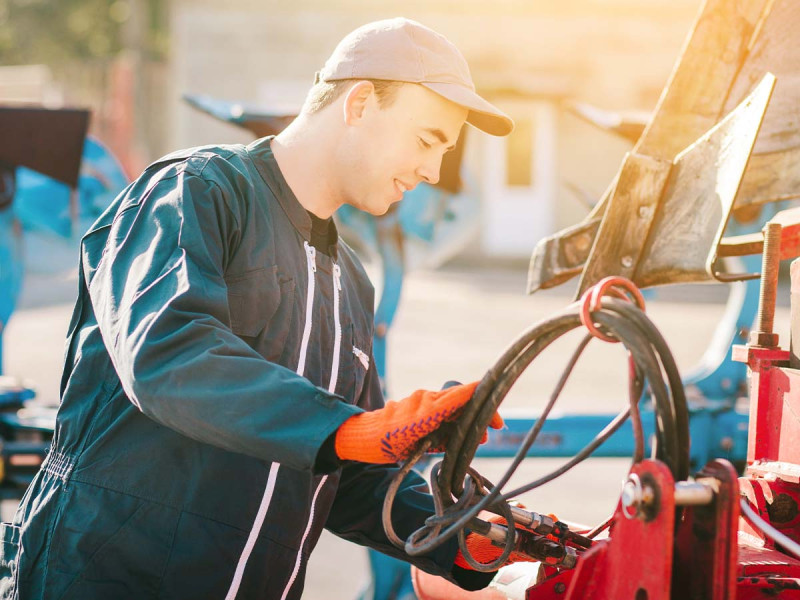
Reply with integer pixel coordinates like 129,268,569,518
418,138,432,149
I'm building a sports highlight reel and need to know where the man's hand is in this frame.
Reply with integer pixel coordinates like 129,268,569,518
455,514,538,570
335,381,503,464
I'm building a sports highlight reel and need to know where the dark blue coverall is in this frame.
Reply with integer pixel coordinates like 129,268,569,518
0,138,489,599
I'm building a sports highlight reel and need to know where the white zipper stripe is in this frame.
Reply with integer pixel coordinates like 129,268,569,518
282,260,341,599
226,240,318,599
224,462,280,600
297,241,317,376
327,264,342,394
280,474,329,600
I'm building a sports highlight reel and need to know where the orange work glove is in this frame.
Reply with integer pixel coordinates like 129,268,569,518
454,513,558,570
335,381,503,464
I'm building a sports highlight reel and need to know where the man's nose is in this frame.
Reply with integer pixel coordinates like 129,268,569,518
417,156,442,186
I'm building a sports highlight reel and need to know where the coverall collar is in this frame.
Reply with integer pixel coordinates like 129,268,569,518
248,136,339,259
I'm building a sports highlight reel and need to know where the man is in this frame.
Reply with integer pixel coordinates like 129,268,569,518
0,18,516,599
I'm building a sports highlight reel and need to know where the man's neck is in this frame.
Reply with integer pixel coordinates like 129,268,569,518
271,118,341,219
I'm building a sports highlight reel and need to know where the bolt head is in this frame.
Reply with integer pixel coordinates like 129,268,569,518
621,480,638,507
621,474,645,519
574,233,592,253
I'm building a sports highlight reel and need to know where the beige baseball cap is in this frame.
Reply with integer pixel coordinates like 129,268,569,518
317,18,514,137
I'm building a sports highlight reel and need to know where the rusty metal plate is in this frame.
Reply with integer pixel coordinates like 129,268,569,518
633,74,774,287
527,0,785,294
576,153,671,294
571,73,773,293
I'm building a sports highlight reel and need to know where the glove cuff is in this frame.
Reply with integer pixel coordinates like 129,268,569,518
335,412,390,463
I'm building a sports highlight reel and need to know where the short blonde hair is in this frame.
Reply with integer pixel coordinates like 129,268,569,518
302,79,405,114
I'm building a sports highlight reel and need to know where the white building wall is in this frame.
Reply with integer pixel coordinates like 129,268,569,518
481,102,558,256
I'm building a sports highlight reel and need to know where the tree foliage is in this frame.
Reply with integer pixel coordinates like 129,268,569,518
0,0,167,66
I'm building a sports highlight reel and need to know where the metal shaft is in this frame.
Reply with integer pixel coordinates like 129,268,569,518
750,222,782,348
673,482,714,506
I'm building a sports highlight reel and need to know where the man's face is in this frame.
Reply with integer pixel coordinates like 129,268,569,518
339,83,468,216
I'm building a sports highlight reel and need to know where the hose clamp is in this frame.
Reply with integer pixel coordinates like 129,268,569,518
579,276,646,343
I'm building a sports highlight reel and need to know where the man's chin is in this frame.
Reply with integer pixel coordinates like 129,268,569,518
364,199,394,216
346,194,396,216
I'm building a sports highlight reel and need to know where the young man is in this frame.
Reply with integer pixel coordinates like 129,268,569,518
0,18,515,599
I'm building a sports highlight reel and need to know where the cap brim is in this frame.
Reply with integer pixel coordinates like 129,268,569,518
422,82,514,137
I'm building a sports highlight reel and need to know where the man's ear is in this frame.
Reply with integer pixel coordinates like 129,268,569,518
343,81,376,126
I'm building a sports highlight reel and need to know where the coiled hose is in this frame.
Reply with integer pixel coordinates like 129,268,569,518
383,281,690,571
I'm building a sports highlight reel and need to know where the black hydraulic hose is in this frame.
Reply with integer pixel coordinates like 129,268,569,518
383,295,689,561
400,334,594,564
438,311,579,497
592,310,678,471
611,300,690,478
403,404,634,558
497,405,631,499
439,298,688,501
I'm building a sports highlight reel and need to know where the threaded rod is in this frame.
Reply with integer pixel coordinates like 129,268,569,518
750,222,782,348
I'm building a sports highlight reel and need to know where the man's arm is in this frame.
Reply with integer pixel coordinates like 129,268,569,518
86,162,360,473
324,353,496,590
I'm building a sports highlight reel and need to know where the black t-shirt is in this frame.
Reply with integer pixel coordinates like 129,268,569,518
307,210,337,256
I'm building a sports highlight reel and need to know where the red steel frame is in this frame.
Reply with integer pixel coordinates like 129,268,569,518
524,262,800,598
524,260,800,599
415,259,800,600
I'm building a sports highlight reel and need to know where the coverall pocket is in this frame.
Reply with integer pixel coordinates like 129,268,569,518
226,266,280,338
0,523,20,598
48,482,179,599
345,324,371,404
226,265,296,363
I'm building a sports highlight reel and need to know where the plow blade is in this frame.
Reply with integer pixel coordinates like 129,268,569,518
528,0,800,294
577,74,773,292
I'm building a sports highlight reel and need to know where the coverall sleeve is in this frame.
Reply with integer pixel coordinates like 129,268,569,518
85,162,361,473
325,459,465,580
324,351,494,590
326,456,493,590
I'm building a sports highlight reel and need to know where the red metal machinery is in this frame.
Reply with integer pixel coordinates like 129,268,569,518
413,218,800,599
411,0,800,594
